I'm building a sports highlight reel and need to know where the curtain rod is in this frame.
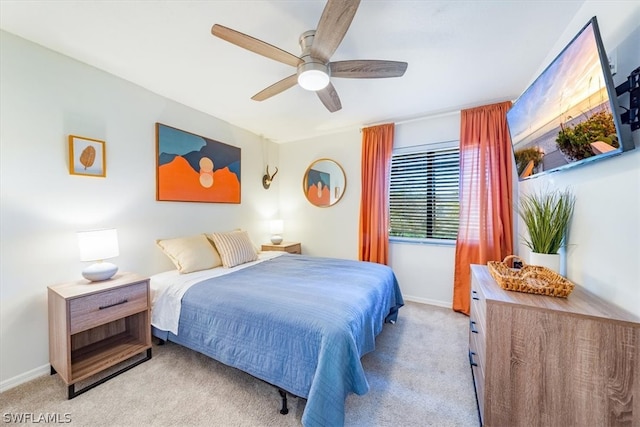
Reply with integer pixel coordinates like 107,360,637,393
361,109,460,131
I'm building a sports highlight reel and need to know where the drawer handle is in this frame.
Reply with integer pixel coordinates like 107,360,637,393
470,320,478,334
469,350,478,367
99,299,128,310
472,290,480,301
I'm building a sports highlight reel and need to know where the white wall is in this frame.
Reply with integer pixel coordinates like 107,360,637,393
518,2,640,315
279,129,362,260
0,31,278,388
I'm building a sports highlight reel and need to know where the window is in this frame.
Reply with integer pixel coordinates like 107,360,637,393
389,144,460,241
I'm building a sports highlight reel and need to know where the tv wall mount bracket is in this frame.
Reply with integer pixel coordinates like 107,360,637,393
616,66,639,131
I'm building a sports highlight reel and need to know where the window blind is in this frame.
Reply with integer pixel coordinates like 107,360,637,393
389,146,460,241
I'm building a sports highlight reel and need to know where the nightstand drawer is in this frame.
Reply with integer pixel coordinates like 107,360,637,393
69,282,148,334
285,243,301,254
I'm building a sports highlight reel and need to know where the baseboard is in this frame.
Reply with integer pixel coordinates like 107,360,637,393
0,364,49,393
403,295,451,309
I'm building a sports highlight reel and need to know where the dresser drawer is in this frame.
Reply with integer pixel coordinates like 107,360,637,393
69,282,148,334
469,323,485,372
471,361,485,424
471,287,486,324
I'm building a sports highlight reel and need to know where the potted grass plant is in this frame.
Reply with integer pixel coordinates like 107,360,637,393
519,188,575,273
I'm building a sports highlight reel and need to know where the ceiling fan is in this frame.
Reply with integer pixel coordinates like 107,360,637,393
211,0,408,113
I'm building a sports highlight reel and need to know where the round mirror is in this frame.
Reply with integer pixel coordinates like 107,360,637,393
303,158,346,207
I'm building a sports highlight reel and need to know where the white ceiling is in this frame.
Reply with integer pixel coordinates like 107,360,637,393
0,0,585,143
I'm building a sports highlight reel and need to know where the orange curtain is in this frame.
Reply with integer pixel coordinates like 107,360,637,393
359,123,394,264
453,101,514,315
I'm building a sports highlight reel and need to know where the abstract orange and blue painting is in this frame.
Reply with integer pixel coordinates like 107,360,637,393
156,123,241,203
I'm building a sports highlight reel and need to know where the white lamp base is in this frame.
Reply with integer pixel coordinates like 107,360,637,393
270,235,283,245
82,262,118,282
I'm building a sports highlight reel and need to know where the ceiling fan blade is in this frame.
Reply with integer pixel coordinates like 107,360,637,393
311,0,361,62
330,60,408,78
316,82,342,112
251,74,299,101
212,24,302,68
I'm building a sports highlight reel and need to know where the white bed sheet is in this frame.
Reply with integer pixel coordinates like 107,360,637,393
150,251,284,335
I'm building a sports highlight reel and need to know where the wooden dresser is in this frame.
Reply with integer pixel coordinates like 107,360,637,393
469,264,640,426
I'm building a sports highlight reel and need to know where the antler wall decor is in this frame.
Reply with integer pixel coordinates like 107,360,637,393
262,165,279,189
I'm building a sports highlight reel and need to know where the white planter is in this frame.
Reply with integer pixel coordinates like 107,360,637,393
529,252,561,274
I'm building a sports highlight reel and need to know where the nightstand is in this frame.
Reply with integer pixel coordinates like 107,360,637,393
261,242,302,254
48,272,152,399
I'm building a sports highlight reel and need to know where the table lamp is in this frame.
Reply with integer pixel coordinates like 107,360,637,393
77,228,119,281
269,220,284,245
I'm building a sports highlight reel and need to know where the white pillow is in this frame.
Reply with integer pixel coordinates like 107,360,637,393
210,230,258,268
156,234,222,274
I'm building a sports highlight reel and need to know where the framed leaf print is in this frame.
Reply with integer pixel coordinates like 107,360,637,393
69,135,106,177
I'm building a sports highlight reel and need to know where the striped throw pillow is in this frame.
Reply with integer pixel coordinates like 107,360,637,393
210,230,258,268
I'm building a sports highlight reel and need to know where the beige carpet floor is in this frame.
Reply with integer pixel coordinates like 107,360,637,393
1,302,480,426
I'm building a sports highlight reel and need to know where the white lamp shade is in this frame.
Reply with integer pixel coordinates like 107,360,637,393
77,229,119,262
269,220,284,235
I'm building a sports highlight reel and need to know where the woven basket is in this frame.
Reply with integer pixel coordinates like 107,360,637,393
487,255,575,298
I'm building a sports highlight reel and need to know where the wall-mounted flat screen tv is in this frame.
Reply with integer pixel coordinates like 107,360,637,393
507,16,634,180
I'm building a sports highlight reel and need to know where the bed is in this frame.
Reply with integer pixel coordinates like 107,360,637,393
150,239,403,427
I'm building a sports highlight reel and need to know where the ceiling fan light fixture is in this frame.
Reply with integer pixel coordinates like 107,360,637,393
211,2,406,112
297,62,330,91
298,70,330,91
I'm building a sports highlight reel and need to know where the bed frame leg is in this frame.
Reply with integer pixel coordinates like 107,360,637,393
156,338,165,346
278,389,289,415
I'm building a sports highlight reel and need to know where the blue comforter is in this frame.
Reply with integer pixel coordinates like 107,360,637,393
160,254,403,427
